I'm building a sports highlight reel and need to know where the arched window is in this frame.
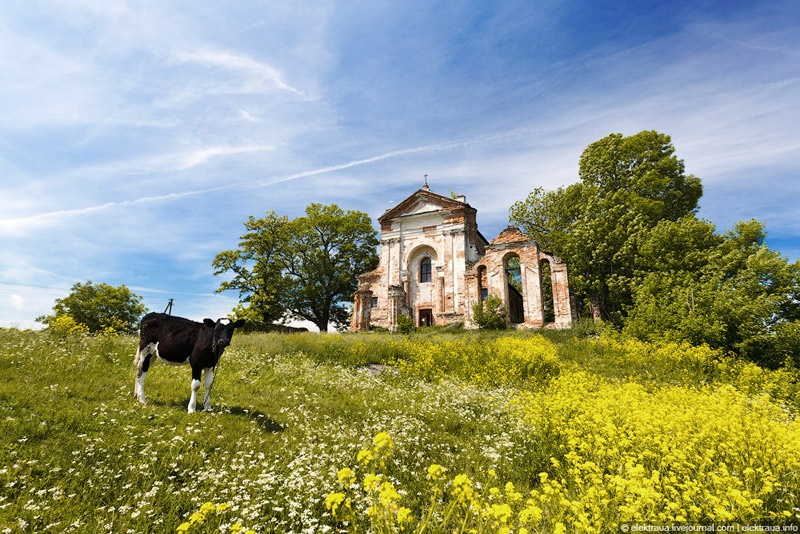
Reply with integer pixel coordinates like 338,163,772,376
419,257,432,283
478,265,488,301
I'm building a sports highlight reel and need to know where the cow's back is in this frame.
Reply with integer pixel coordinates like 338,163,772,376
139,313,208,362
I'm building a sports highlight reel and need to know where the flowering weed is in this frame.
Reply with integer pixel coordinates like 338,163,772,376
1,327,799,532
512,371,800,529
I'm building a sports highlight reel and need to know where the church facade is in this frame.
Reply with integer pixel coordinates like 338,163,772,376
350,183,575,331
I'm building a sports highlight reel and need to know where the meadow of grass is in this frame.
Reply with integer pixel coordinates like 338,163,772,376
0,325,798,533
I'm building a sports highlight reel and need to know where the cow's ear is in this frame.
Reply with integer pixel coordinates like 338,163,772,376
233,319,246,328
203,319,215,327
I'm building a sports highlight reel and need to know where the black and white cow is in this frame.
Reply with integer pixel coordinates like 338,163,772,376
133,312,245,413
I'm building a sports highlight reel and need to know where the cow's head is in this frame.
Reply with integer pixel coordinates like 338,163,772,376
204,318,246,355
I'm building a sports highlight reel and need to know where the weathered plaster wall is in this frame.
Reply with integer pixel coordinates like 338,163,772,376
350,187,573,332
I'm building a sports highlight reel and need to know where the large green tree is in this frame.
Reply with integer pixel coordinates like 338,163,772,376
213,211,293,329
625,218,800,367
37,281,148,334
509,130,703,323
214,203,379,332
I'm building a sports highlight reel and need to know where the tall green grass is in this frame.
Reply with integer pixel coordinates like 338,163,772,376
1,326,798,532
237,327,800,409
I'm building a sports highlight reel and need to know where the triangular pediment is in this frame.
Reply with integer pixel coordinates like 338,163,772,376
379,187,470,222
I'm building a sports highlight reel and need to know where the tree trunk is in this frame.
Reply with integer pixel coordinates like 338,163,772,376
315,310,329,333
591,294,603,322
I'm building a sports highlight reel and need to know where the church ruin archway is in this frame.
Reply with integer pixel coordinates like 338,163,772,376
504,253,524,323
464,226,574,329
540,258,555,324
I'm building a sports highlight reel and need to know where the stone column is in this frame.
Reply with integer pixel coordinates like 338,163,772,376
350,288,373,332
525,261,544,328
387,285,406,332
400,270,409,307
436,267,445,314
550,258,574,328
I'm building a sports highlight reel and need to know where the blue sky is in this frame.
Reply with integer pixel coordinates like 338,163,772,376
1,0,798,330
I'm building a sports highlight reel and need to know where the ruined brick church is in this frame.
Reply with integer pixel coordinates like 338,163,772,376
350,181,575,331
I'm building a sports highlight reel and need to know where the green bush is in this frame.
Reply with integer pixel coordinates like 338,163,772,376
471,294,508,330
396,314,415,334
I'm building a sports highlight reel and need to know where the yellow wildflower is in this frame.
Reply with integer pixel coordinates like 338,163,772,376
483,503,512,524
379,481,401,507
337,467,355,487
427,463,447,482
518,503,543,524
397,506,413,524
505,481,523,502
372,431,394,452
363,473,381,492
357,449,374,466
452,473,476,505
325,492,346,516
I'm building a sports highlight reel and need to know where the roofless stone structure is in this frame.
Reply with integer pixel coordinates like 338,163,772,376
351,182,575,331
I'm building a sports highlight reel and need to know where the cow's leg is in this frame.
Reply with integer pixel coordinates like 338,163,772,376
134,343,157,404
202,367,215,411
133,347,142,399
188,366,202,413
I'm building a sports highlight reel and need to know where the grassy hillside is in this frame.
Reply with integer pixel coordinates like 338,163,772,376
0,327,798,533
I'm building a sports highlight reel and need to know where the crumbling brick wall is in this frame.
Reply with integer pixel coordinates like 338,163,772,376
465,227,573,329
350,187,574,331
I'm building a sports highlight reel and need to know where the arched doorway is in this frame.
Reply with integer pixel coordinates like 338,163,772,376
505,254,524,323
418,308,433,327
540,259,555,324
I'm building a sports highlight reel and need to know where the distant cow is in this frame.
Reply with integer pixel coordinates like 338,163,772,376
133,312,245,413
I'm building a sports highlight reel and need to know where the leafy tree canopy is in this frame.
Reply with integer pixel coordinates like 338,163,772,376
510,130,702,323
625,218,800,367
37,281,148,334
213,203,379,332
508,129,800,366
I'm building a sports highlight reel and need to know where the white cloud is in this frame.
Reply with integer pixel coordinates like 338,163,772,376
1,0,799,331
171,49,307,97
173,144,276,171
